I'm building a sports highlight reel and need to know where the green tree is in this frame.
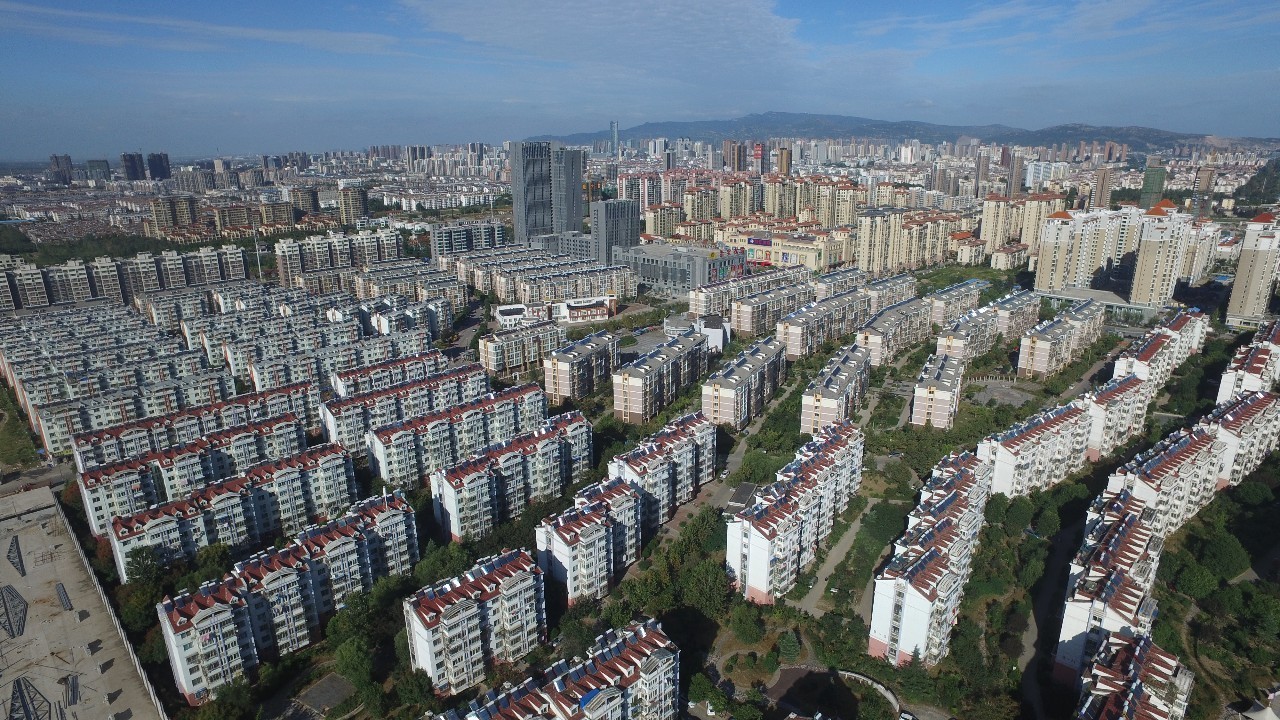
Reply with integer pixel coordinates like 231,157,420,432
776,630,801,661
681,558,730,619
729,603,764,645
125,547,163,588
335,637,374,687
1035,508,1061,537
326,592,373,647
689,673,717,703
1177,563,1218,600
1235,481,1274,507
1200,532,1251,579
1005,496,1034,530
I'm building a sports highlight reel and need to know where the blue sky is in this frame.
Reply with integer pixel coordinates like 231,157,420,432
1,0,1277,160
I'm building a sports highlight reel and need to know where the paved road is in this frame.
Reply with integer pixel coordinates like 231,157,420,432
794,498,882,616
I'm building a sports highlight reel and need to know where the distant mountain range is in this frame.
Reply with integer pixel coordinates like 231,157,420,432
533,111,1280,152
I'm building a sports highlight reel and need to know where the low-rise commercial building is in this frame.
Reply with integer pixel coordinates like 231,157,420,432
614,242,744,294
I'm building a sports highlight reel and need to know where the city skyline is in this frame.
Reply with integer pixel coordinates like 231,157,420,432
2,0,1279,159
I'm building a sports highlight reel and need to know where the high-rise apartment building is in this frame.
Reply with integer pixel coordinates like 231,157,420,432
47,154,72,184
338,187,369,226
589,198,641,264
1138,157,1167,209
289,187,320,217
511,141,553,243
551,147,585,234
1191,166,1216,218
1089,167,1113,211
120,152,146,181
146,152,171,180
1226,212,1279,327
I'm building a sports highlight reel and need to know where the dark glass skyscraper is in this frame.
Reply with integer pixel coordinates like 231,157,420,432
511,141,553,244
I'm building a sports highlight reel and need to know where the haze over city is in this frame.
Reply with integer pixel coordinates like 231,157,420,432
2,3,1280,720
3,0,1280,158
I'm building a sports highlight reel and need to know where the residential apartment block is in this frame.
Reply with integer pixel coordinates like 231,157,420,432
1081,375,1152,462
79,413,307,536
855,298,932,367
612,332,709,424
726,423,864,603
70,382,321,472
608,412,715,537
800,345,871,435
543,331,620,403
862,273,919,314
430,413,592,541
870,453,993,666
433,620,680,720
701,336,788,430
911,354,965,430
1055,489,1164,682
480,320,568,377
1225,212,1279,328
1016,299,1105,379
729,285,816,338
428,221,512,258
688,265,810,317
404,549,546,695
935,306,1000,361
776,288,872,361
922,279,987,326
329,351,449,397
977,403,1090,496
368,384,548,489
1034,205,1217,308
159,493,418,704
1075,633,1193,720
321,363,489,455
812,267,868,301
1216,321,1280,403
536,478,643,605
993,289,1042,338
109,444,355,581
